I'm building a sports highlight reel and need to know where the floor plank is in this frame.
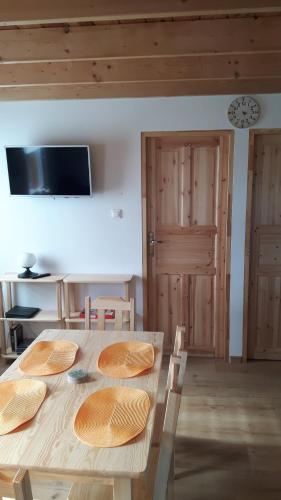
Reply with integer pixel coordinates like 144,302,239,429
175,358,281,500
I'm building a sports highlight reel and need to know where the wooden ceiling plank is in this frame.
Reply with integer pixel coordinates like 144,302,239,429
1,54,281,86
1,16,281,63
0,79,280,100
0,1,281,26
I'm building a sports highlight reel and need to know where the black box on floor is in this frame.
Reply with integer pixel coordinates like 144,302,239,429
9,323,23,352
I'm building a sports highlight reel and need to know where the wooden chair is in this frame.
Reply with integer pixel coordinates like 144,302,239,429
152,325,187,446
0,469,33,500
68,352,187,500
84,296,134,331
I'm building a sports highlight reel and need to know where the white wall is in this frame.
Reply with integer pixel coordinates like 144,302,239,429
0,94,281,354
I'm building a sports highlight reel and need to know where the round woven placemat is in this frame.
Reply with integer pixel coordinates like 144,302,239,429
0,379,47,435
98,341,154,378
19,340,78,376
74,386,150,447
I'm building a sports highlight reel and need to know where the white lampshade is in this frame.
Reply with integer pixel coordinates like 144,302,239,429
18,252,36,269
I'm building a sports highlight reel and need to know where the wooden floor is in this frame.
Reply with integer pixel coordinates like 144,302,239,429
175,358,281,500
0,357,281,499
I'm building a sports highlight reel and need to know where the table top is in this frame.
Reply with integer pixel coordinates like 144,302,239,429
0,273,65,283
63,273,133,284
0,329,163,478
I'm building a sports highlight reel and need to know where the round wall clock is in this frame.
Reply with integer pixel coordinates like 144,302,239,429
227,96,260,129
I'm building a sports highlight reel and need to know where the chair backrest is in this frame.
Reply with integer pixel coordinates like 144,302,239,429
84,296,135,331
153,351,187,500
167,351,187,394
174,325,185,356
0,469,33,500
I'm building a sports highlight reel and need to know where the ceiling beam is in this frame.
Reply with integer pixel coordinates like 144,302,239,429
0,16,281,63
0,79,280,100
0,1,281,26
1,54,281,86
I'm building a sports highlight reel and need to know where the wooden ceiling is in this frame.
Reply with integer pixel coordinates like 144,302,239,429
0,1,281,100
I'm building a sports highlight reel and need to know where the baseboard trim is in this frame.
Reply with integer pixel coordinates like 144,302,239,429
229,356,244,364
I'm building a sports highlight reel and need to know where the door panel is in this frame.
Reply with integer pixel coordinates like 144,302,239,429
156,231,215,274
157,146,187,227
192,147,217,226
156,274,182,351
146,134,231,356
190,275,214,352
248,133,281,359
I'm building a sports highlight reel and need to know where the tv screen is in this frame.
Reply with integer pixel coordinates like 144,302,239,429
6,146,92,196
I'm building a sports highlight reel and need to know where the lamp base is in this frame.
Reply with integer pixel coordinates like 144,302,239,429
18,267,39,279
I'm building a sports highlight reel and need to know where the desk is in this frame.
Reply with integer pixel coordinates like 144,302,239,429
0,328,164,500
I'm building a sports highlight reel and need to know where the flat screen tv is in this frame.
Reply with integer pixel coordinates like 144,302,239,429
6,145,92,196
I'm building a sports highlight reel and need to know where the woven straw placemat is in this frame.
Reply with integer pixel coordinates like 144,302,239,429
19,340,78,376
0,379,47,435
98,341,154,378
74,386,150,447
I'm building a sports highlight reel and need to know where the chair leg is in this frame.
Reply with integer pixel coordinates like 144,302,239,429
167,450,175,500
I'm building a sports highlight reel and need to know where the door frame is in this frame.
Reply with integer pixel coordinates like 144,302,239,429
141,130,234,359
243,128,281,361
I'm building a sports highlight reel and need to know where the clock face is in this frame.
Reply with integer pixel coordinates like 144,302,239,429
227,96,260,129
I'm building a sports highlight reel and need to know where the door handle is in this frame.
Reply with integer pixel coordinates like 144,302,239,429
148,231,162,256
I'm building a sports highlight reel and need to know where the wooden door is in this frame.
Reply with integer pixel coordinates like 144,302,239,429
248,133,281,359
144,133,232,357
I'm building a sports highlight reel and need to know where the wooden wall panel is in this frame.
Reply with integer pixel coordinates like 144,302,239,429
2,53,281,87
1,17,281,63
0,1,280,25
0,6,280,98
0,78,281,101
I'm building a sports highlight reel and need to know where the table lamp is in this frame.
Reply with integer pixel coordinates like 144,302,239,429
18,252,38,278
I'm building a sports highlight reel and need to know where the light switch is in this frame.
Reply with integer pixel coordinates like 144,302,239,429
111,209,123,218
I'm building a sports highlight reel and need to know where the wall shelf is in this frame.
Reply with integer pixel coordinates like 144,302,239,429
0,273,65,359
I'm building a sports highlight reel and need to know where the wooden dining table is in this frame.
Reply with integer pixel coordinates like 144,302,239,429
0,328,164,500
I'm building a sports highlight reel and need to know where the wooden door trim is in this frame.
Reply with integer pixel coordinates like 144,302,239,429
243,128,281,361
141,130,234,360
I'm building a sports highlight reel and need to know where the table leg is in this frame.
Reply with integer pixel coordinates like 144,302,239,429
64,283,70,325
124,282,130,323
56,282,62,320
6,282,12,310
0,283,6,355
113,478,132,500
